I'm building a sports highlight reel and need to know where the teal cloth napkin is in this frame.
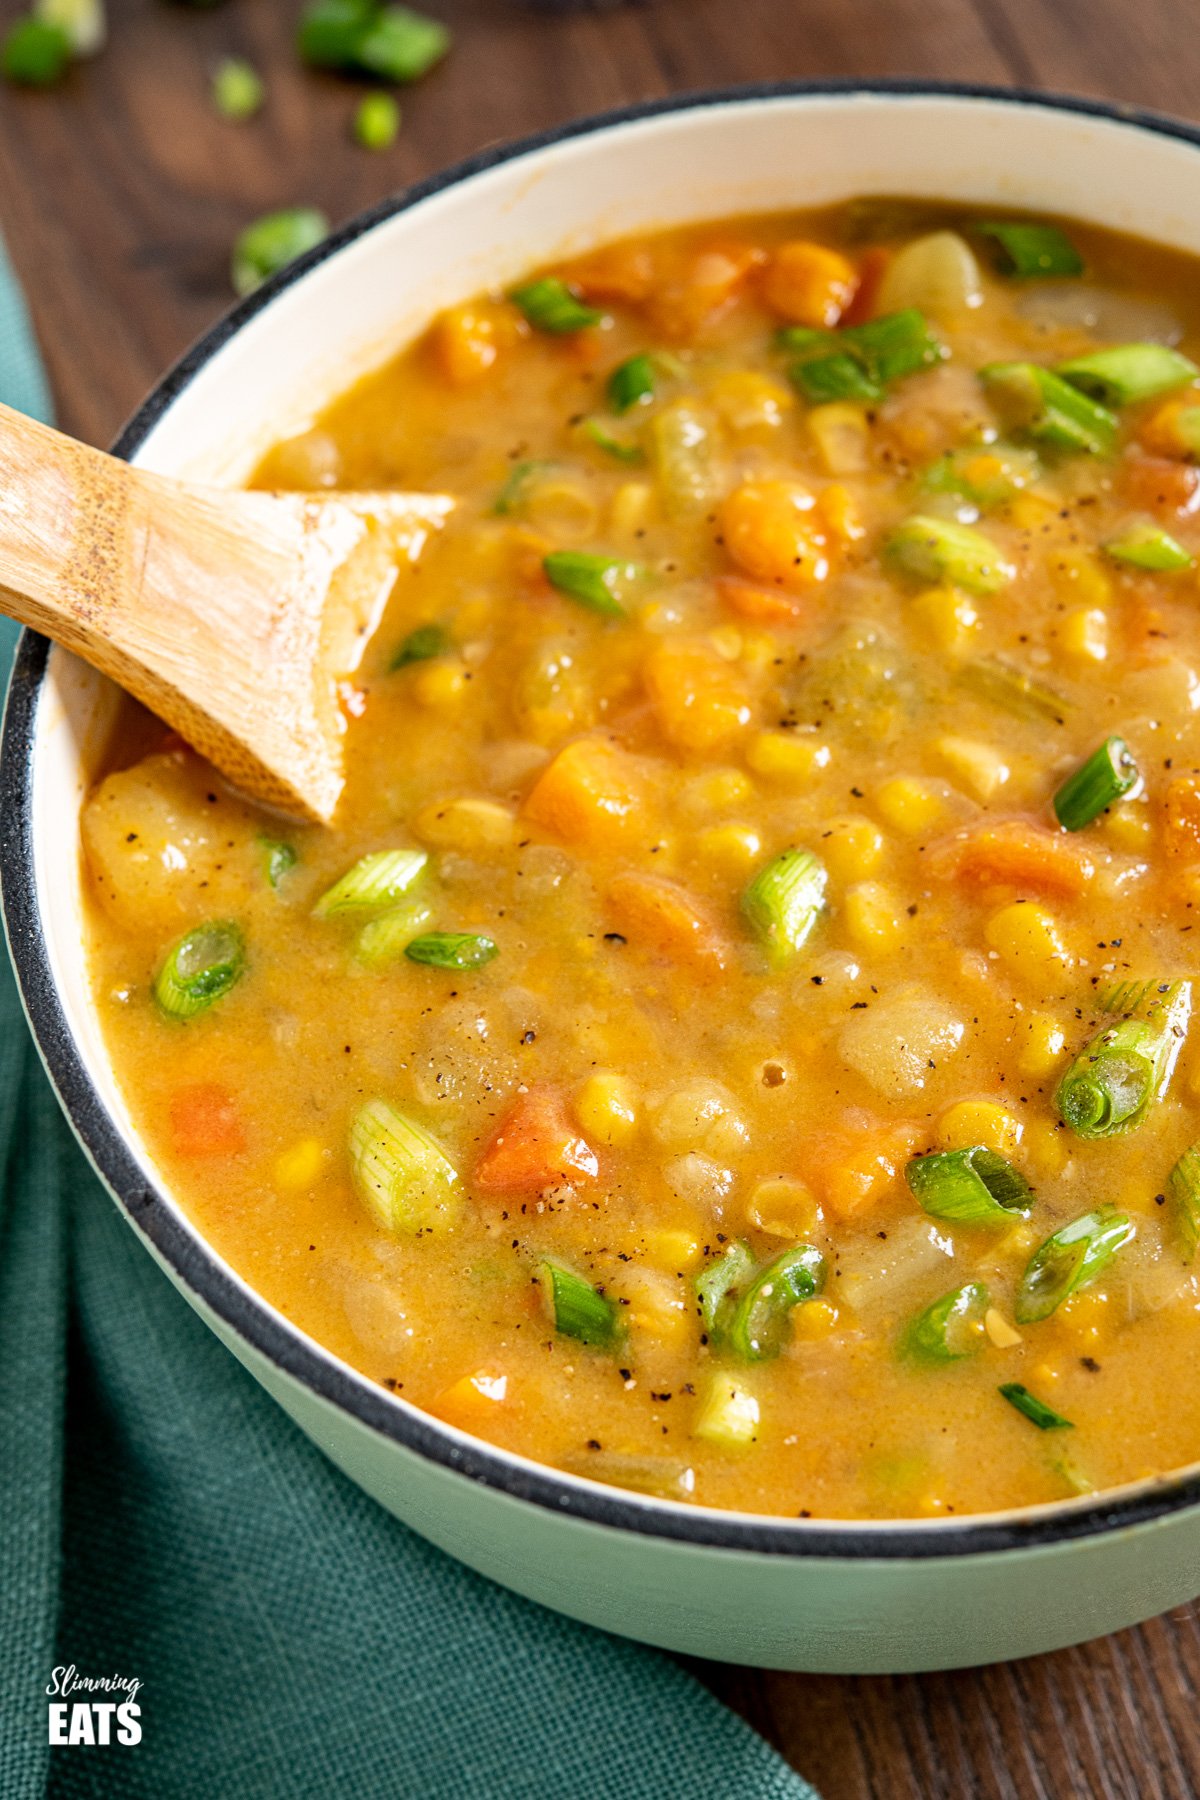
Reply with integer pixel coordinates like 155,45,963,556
0,238,820,1800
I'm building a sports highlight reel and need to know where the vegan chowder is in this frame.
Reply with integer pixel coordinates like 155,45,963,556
82,203,1200,1520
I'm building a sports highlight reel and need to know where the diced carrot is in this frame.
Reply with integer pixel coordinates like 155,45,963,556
1163,775,1200,859
762,240,858,329
523,737,648,846
169,1083,246,1157
719,479,829,591
643,637,753,751
839,246,891,327
648,239,766,339
940,820,1095,899
816,482,865,545
606,870,729,972
1119,453,1200,519
560,242,656,304
1136,390,1200,459
431,301,519,387
796,1116,922,1220
716,575,807,623
429,1369,510,1426
475,1087,599,1191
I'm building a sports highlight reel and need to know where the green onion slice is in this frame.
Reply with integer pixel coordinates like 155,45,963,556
314,848,427,918
607,353,657,414
258,836,297,889
1103,522,1193,572
1057,343,1199,408
726,1244,826,1361
957,656,1069,724
904,1281,989,1362
783,308,941,405
404,931,498,970
348,1097,461,1234
232,208,329,298
976,221,1084,279
1,16,70,85
212,56,264,121
885,515,1013,595
542,550,640,617
539,1259,624,1350
999,1383,1074,1431
1171,405,1200,456
355,901,435,968
695,1240,755,1343
789,349,881,405
1168,1143,1200,1264
905,1146,1034,1227
1096,978,1171,1016
154,921,245,1020
923,443,1041,509
510,277,603,334
354,91,401,151
391,622,451,668
1015,1206,1135,1323
1052,737,1140,830
35,0,104,56
298,0,378,67
355,5,450,82
741,848,827,966
492,459,554,516
1056,981,1191,1139
980,362,1117,456
581,420,645,465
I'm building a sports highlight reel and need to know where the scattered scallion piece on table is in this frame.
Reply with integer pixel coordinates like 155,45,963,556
607,353,657,414
1015,1207,1135,1323
34,0,104,56
726,1244,826,1361
975,221,1084,279
298,0,377,66
885,514,1013,594
999,1383,1074,1431
1168,1143,1200,1264
356,4,449,80
313,848,427,918
153,922,245,1021
257,836,297,889
904,1282,989,1363
695,1241,755,1346
957,656,1069,724
905,1146,1034,1227
1052,737,1140,831
693,1372,760,1449
980,362,1117,455
355,900,434,968
509,277,603,334
1103,522,1193,572
348,1097,460,1233
212,56,264,122
1056,981,1191,1139
580,419,645,464
492,459,553,516
390,621,450,668
404,931,498,970
1057,343,1199,407
741,848,827,966
542,550,639,617
1,15,69,84
354,90,400,150
231,207,329,297
539,1259,623,1350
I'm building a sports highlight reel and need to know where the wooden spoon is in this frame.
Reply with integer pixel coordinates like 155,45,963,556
0,402,455,822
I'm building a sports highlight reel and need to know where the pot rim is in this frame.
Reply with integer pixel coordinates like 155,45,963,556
8,76,1200,1561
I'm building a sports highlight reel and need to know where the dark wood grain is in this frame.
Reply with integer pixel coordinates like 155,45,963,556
2,2,1199,1794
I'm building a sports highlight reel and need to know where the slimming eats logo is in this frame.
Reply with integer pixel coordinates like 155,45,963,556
46,1666,142,1746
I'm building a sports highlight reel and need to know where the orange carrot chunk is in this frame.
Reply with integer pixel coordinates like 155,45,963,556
716,575,809,624
762,240,858,329
1119,453,1200,519
1164,775,1200,859
797,1117,922,1220
942,820,1095,899
475,1087,599,1191
524,737,647,846
606,870,729,972
170,1083,246,1157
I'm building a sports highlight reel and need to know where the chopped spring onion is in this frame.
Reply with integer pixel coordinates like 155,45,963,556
581,420,645,465
355,900,434,967
904,1282,990,1363
35,0,104,56
348,1097,460,1234
783,308,941,404
510,277,603,334
558,1450,696,1501
980,362,1117,456
693,1372,760,1449
1056,981,1191,1139
1057,343,1199,408
391,622,450,668
847,308,944,384
313,848,427,918
741,848,827,966
298,0,379,67
542,550,639,617
726,1244,826,1361
976,221,1083,279
885,514,1013,594
789,348,881,405
1103,522,1193,572
696,1240,755,1342
923,442,1041,509
153,922,245,1021
404,931,498,970
1096,977,1171,1015
999,1383,1074,1431
1053,737,1140,831
539,1259,623,1350
607,353,657,414
212,56,264,122
905,1146,1034,1227
258,836,297,889
231,208,329,298
957,656,1069,724
1168,1143,1200,1264
1015,1207,1135,1323
357,5,449,81
354,91,401,151
492,459,553,516
1,15,69,84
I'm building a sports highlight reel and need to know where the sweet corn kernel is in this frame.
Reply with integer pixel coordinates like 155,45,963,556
697,823,764,870
936,735,1010,801
745,1176,820,1239
1058,605,1109,663
1024,1118,1069,1176
615,1266,689,1343
709,624,744,662
843,881,904,952
739,630,782,673
681,766,754,815
985,900,1072,982
708,369,793,434
874,775,947,837
1051,548,1112,609
1058,1289,1109,1344
1008,491,1058,530
414,797,516,849
576,1072,640,1147
910,585,980,657
1032,1361,1063,1386
915,1491,953,1518
937,1099,1022,1158
1016,1012,1069,1080
808,402,870,475
818,482,865,544
413,659,469,706
821,814,885,881
646,1226,702,1273
746,730,831,788
1104,804,1154,852
274,1137,326,1189
610,480,655,537
984,1307,1023,1349
793,1297,839,1341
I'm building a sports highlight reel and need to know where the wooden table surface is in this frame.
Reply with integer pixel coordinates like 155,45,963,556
3,1,1199,1794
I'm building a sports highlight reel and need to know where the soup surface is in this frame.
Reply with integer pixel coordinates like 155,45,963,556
83,202,1200,1519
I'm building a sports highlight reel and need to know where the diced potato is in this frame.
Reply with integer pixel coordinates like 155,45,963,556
936,735,1010,801
875,230,982,315
838,992,965,1099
